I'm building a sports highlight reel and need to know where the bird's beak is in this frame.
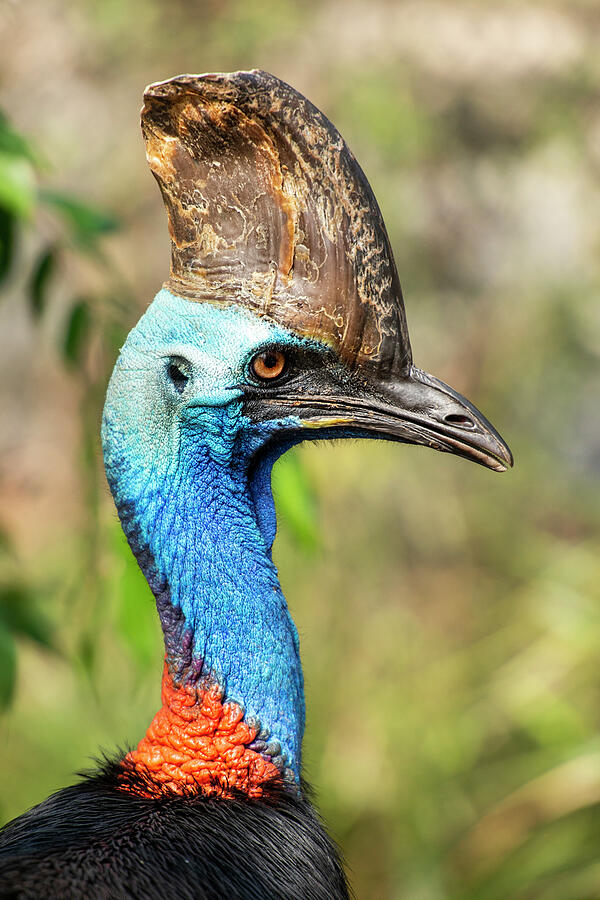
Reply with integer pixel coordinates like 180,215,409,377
246,364,513,473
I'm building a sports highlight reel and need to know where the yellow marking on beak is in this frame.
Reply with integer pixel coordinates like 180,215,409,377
298,416,354,429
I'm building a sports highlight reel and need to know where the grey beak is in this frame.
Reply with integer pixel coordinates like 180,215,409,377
247,363,513,473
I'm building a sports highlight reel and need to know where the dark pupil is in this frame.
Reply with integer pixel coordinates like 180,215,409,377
262,352,279,369
168,362,189,394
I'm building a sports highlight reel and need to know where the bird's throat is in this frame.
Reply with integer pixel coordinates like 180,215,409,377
107,423,305,797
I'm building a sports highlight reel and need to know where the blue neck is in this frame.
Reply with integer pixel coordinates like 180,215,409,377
109,404,305,780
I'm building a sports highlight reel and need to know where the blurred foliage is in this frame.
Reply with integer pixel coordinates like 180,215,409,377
0,107,135,708
1,2,600,898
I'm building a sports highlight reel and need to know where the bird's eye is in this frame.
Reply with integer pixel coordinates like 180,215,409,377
166,359,190,394
250,349,287,382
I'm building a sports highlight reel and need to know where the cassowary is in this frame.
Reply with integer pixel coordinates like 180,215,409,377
0,71,512,899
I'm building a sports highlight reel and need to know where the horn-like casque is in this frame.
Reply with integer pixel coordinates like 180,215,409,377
141,70,411,376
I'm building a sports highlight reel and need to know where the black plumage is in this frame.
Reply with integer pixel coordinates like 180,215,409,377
0,761,349,899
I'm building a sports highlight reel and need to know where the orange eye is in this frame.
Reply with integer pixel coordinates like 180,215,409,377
250,349,287,381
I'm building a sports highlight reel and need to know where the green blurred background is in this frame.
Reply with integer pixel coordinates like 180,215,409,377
1,1,600,897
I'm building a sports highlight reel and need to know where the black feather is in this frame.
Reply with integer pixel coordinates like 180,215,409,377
0,759,350,899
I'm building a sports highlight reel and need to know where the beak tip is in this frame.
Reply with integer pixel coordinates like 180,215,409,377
489,448,513,474
494,439,514,473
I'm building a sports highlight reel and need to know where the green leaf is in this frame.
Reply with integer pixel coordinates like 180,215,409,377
29,246,56,317
40,189,119,249
0,208,15,284
0,152,36,218
78,631,96,679
272,451,320,552
0,623,16,710
0,584,55,650
0,110,38,164
62,299,90,366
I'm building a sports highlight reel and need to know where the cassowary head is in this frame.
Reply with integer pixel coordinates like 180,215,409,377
104,71,511,532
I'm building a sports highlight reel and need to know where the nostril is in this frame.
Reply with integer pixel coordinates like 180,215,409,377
444,413,475,429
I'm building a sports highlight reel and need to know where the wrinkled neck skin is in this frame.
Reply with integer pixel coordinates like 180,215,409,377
102,292,306,794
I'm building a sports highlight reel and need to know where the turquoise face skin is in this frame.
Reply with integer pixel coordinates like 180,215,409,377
102,289,322,781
